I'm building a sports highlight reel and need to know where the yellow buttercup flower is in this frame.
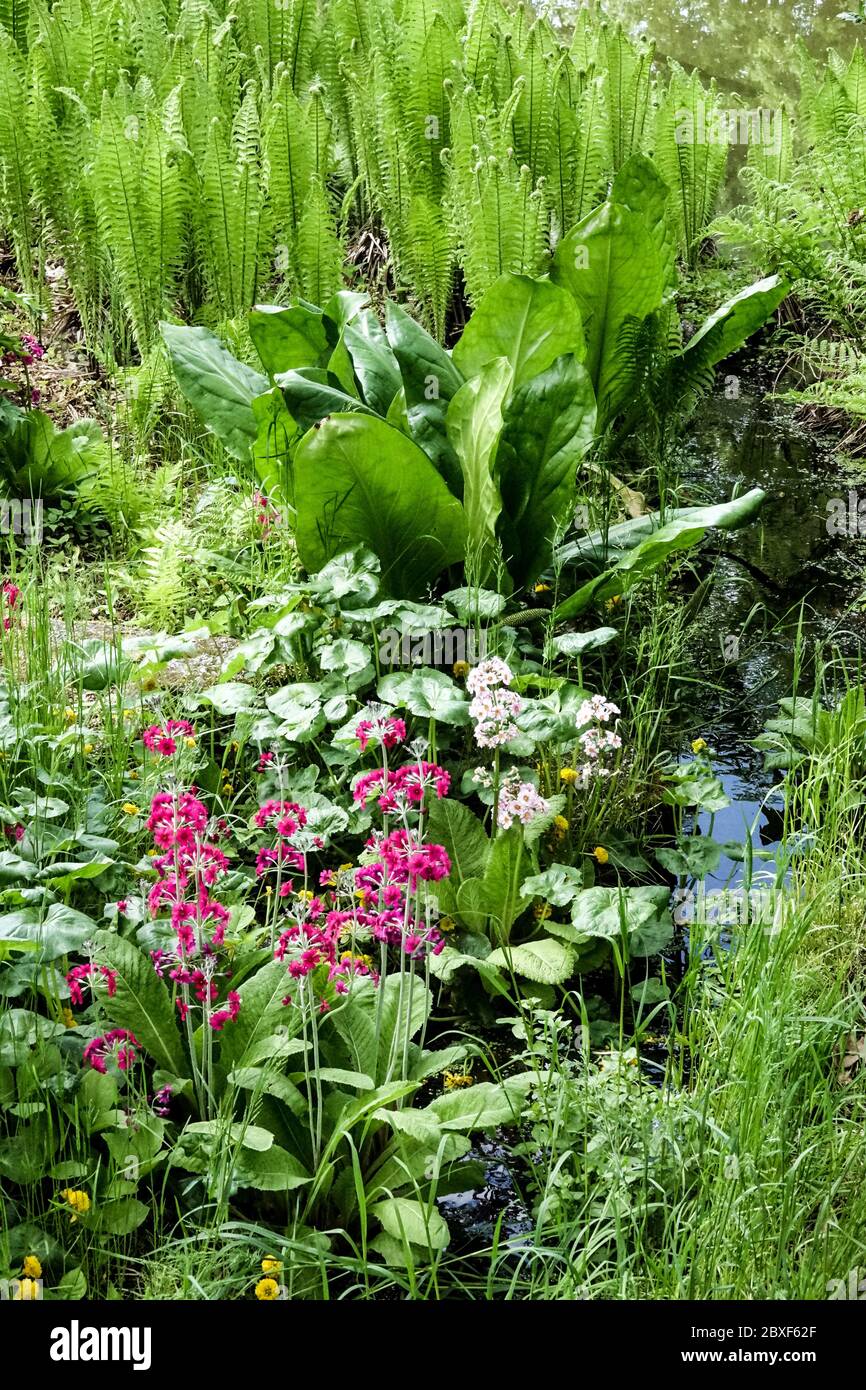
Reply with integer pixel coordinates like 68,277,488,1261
296,889,313,901
128,768,139,780
443,1070,473,1091
439,916,456,934
83,743,94,754
593,846,609,864
559,767,578,785
261,1257,282,1274
452,660,470,679
122,802,139,816
59,1188,90,1220
534,583,551,593
61,1007,77,1029
123,709,136,719
64,707,76,722
255,1277,280,1301
221,783,233,796
184,736,196,748
22,1255,42,1279
691,737,708,755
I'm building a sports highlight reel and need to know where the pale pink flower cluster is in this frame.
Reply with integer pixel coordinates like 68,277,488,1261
496,769,550,830
467,658,523,748
574,694,622,781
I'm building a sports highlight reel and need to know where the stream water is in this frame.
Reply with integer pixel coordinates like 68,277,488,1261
437,365,866,1250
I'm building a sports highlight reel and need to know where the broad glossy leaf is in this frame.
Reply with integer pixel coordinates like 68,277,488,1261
498,354,597,586
249,302,330,376
160,323,267,460
425,798,490,884
343,309,402,416
445,357,511,574
92,930,187,1075
570,885,673,957
384,300,464,492
453,273,585,389
275,367,375,433
377,667,470,725
486,936,576,983
294,415,466,598
371,1197,450,1251
251,389,297,505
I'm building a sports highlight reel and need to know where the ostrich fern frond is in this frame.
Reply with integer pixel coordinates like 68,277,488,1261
91,85,186,355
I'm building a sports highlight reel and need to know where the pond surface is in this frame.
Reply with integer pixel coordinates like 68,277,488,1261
437,369,866,1249
551,0,858,101
678,364,866,889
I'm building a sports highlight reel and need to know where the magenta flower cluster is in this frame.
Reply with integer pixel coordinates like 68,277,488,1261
84,1028,139,1074
142,719,195,757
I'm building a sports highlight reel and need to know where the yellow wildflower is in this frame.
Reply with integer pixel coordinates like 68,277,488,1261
691,737,708,755
22,1255,42,1279
13,1278,40,1300
122,802,139,816
534,583,551,593
439,916,456,934
453,660,470,679
264,886,273,897
261,1257,282,1275
255,1277,280,1301
123,709,136,719
560,767,578,785
593,846,609,865
533,901,552,921
61,1008,77,1029
338,862,353,873
230,741,240,753
296,889,314,901
64,707,76,722
128,769,139,780
221,783,233,796
443,1070,473,1091
84,743,94,754
59,1188,90,1220
184,736,196,748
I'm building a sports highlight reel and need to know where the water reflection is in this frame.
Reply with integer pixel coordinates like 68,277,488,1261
548,0,857,99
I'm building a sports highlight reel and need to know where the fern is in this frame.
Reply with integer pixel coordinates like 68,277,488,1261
653,64,728,267
0,29,39,297
199,84,265,318
91,83,186,355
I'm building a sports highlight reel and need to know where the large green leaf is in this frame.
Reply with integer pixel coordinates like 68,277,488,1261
498,354,597,587
569,886,672,957
249,301,330,376
453,273,585,389
456,828,529,943
371,1197,450,1251
445,357,511,576
669,274,788,404
425,798,490,885
551,155,672,427
384,301,464,493
293,414,467,598
0,904,96,962
377,667,470,725
92,930,187,1076
274,367,375,433
343,309,402,416
558,487,768,569
486,937,576,983
251,389,297,505
160,323,267,461
553,489,767,621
